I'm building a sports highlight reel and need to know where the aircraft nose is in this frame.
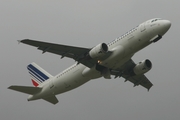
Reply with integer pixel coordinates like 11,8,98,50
159,20,171,35
163,20,171,30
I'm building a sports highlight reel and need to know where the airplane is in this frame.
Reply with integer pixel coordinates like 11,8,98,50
8,18,171,104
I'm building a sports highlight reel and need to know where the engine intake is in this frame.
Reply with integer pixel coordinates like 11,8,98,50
132,59,152,75
89,43,108,59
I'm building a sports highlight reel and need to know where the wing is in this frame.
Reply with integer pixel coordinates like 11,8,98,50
111,59,153,91
19,39,97,68
124,75,153,91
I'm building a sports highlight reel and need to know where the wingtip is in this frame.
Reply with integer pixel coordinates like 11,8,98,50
147,85,153,92
8,85,14,90
17,40,22,44
7,86,11,89
17,39,30,44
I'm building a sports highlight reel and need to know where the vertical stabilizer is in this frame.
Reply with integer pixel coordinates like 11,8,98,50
27,63,53,87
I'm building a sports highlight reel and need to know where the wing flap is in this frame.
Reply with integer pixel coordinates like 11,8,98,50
125,75,153,91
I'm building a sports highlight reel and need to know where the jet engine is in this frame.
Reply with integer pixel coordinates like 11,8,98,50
89,43,108,59
132,59,152,75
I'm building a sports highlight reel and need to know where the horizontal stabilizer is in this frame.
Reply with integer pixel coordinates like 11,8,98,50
43,95,59,105
8,85,42,95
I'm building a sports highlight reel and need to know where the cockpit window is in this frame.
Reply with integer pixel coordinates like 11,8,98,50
151,18,161,23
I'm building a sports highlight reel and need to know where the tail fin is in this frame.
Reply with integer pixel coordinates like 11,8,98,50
27,62,53,87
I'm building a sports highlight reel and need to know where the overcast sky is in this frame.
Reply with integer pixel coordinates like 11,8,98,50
1,0,180,120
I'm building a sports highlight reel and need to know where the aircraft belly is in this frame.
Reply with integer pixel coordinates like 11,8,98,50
111,54,134,69
101,45,125,68
101,42,135,69
82,66,102,79
53,64,91,95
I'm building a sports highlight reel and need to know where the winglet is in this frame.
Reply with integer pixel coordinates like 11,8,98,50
17,40,22,44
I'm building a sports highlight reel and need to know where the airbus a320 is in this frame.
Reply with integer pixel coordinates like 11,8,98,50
8,18,171,104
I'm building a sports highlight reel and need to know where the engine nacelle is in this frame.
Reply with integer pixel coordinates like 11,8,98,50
132,59,152,75
89,43,108,59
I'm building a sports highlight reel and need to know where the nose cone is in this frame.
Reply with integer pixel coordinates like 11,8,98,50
159,20,171,35
163,20,171,30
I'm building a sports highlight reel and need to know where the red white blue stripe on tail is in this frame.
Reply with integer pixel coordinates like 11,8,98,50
27,63,53,87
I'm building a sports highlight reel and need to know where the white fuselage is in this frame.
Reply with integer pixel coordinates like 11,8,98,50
28,18,171,100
